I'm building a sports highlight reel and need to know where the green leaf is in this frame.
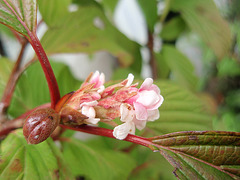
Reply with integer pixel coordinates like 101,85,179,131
0,23,14,37
111,68,141,81
217,57,240,77
170,0,232,59
129,145,176,180
137,0,158,33
147,80,214,134
151,131,240,179
0,0,37,36
40,3,140,67
0,129,74,180
62,137,136,180
155,52,170,79
160,16,186,41
7,61,81,118
38,0,71,27
0,57,14,99
160,45,199,90
101,0,119,18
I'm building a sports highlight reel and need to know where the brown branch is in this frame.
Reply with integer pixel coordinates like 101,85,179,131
147,30,158,79
0,38,28,122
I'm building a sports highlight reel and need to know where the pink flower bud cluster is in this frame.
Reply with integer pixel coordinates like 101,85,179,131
67,71,164,140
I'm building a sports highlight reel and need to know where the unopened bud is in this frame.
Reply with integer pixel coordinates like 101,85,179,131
23,108,60,144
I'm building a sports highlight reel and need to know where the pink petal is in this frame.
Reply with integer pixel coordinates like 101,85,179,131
147,95,164,110
147,109,159,121
151,84,161,94
89,71,105,88
140,78,153,91
80,100,98,108
134,119,147,130
136,90,159,107
134,102,148,120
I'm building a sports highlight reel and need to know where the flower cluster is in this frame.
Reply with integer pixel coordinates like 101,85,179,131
60,71,164,140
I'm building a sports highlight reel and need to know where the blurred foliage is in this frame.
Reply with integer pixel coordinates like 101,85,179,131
0,0,239,179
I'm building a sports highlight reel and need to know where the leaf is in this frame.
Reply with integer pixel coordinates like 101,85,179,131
40,3,140,67
160,16,186,41
150,131,240,179
7,61,81,118
62,137,136,180
0,129,74,180
38,0,71,27
111,68,141,81
155,52,170,79
0,57,14,99
147,80,214,134
217,57,240,77
129,145,176,180
159,45,199,90
0,0,37,36
101,0,119,18
170,0,232,59
0,23,14,37
137,0,158,33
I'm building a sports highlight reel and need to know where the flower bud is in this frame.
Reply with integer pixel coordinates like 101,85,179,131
23,108,60,144
59,105,88,125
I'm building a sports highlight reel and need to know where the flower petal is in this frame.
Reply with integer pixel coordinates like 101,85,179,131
120,103,135,122
133,119,147,130
140,78,153,90
90,71,105,89
147,109,159,121
81,106,96,118
113,122,135,140
80,100,98,108
126,73,134,87
85,117,100,124
136,90,159,107
134,102,148,120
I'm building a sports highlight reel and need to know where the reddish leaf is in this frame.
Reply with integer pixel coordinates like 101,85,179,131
149,131,240,179
0,0,37,36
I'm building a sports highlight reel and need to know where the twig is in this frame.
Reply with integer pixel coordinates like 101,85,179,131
60,124,152,148
0,103,51,138
0,39,28,122
147,30,158,79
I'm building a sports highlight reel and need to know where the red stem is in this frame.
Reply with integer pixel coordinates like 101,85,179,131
27,33,60,108
2,0,60,108
60,124,152,148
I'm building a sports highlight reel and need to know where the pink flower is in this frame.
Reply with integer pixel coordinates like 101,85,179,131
113,77,164,140
60,72,164,139
81,71,105,93
89,71,105,93
127,78,164,122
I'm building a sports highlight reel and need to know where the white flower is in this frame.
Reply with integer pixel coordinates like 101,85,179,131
80,101,100,125
113,103,136,140
113,121,135,140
